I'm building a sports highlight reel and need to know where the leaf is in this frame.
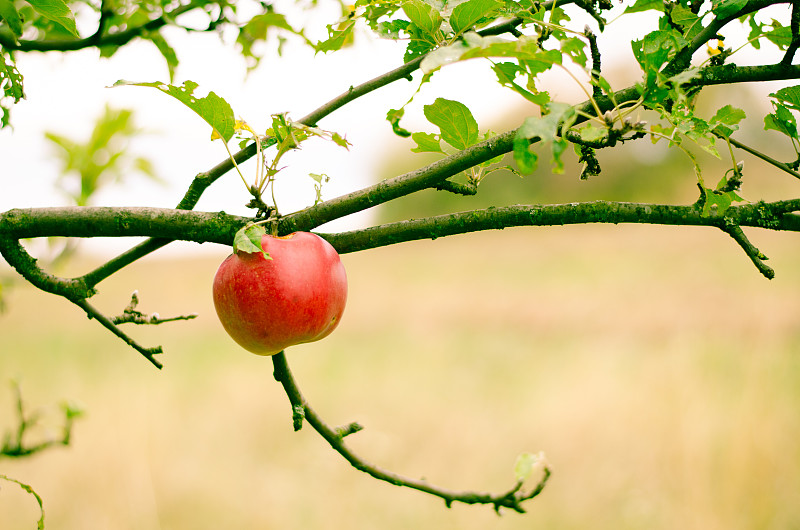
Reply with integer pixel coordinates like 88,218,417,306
411,131,444,153
112,80,235,142
233,224,271,259
0,0,23,38
710,104,746,136
145,34,179,83
712,0,748,18
27,0,79,37
315,19,356,54
669,4,702,40
702,188,741,216
513,135,538,174
578,124,608,143
624,0,664,13
764,104,798,139
513,452,541,482
516,102,575,143
450,0,500,36
420,33,560,74
0,49,24,102
764,20,793,49
632,30,681,72
423,98,479,150
387,107,412,137
402,0,442,38
770,86,800,110
516,102,575,172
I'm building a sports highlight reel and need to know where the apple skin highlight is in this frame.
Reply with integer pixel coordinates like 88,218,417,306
213,232,348,355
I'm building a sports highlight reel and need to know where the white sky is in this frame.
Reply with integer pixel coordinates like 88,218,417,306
0,2,790,256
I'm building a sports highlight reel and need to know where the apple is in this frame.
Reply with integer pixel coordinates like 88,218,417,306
213,231,347,355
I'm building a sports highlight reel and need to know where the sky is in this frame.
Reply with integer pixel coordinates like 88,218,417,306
0,2,791,256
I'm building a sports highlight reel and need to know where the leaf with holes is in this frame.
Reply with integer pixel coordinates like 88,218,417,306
112,80,235,142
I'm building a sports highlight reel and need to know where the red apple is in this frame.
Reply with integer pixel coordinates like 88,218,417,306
213,231,347,355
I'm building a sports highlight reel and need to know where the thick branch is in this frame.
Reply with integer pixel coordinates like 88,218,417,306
271,352,550,513
319,201,800,254
0,207,249,245
3,201,800,252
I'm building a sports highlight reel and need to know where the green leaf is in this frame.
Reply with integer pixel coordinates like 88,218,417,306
516,102,575,143
233,224,271,259
513,452,541,482
624,0,664,13
0,49,24,102
402,0,442,38
764,103,798,139
710,104,746,136
578,124,608,143
712,0,748,18
764,20,793,49
516,102,575,172
411,131,444,153
702,188,742,217
450,0,500,36
770,86,800,110
423,98,479,150
315,19,356,54
669,4,702,40
239,12,299,61
387,107,412,137
112,80,235,142
27,0,79,37
513,135,538,173
632,30,681,72
145,34,179,83
0,0,23,38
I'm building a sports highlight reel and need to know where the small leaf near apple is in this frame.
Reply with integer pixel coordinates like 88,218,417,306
213,231,347,355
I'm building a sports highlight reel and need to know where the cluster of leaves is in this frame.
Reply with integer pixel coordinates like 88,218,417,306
315,0,799,217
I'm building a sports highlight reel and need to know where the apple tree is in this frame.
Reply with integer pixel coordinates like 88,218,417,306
2,0,800,519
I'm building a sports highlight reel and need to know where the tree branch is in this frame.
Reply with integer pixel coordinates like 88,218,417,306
73,299,164,368
0,0,210,52
271,352,550,513
664,0,792,76
318,200,800,279
719,222,775,279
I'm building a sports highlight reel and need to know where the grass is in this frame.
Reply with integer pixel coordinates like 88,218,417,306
1,224,800,529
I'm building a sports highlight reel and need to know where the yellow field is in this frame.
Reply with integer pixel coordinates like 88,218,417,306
1,224,800,529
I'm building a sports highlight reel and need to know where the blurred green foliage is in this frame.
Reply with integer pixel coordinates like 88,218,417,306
45,104,158,207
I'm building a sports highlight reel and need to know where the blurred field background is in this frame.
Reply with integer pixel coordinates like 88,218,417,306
2,220,800,529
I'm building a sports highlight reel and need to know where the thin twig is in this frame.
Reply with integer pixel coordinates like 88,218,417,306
74,299,164,368
725,135,800,180
271,352,550,513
